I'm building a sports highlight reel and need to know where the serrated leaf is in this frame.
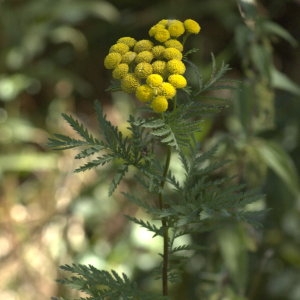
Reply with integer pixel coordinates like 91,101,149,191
75,155,113,172
74,145,105,159
62,113,97,144
152,126,171,137
109,164,129,195
142,118,165,129
126,216,163,237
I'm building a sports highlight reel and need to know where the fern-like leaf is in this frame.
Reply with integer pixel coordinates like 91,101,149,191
62,113,99,144
109,164,129,196
56,264,167,300
126,216,163,237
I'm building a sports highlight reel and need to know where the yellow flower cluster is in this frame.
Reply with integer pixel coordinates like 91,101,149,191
104,18,201,113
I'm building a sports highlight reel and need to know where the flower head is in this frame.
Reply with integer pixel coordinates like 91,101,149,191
121,73,140,93
152,45,165,59
104,18,201,113
167,59,186,74
117,37,136,48
168,74,187,88
163,47,183,61
184,19,201,34
154,28,170,43
134,62,153,79
149,24,165,37
135,51,154,63
112,63,129,79
151,96,169,113
121,51,137,64
158,82,176,99
146,74,164,87
151,60,167,76
164,39,184,52
104,52,122,69
167,20,185,37
109,43,129,54
134,39,153,53
135,84,154,102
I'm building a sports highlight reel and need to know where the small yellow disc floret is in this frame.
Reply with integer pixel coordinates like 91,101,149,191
134,39,153,53
135,84,154,102
184,19,201,34
112,63,129,79
149,24,165,37
146,74,164,87
151,96,168,113
134,62,153,79
167,59,186,74
117,37,136,48
135,51,154,63
154,28,170,43
168,74,187,88
152,60,167,76
158,19,168,26
167,20,185,37
163,47,183,61
152,45,165,59
121,73,140,93
159,82,176,99
164,39,184,52
109,43,129,55
121,51,137,64
104,52,122,69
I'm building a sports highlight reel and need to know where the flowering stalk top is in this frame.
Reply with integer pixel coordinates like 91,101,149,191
104,19,201,113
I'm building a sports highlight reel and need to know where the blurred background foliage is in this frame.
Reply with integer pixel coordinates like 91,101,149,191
0,0,299,299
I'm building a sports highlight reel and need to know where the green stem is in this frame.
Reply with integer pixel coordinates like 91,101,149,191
159,146,172,296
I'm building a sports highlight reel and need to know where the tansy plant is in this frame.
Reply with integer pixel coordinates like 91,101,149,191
50,19,263,300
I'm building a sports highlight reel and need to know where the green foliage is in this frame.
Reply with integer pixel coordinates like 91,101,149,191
49,101,158,195
47,10,271,294
1,0,300,299
51,264,167,300
49,81,263,299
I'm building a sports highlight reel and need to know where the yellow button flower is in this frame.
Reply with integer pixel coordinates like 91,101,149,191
121,51,137,64
135,51,154,63
152,45,165,59
154,28,170,43
117,37,136,48
167,59,186,74
112,63,129,79
158,82,176,99
184,19,201,34
152,60,167,76
134,39,153,53
146,74,164,87
109,43,129,55
135,84,154,102
121,73,140,93
164,39,184,52
104,52,122,69
163,47,183,61
151,96,168,113
168,74,187,88
158,19,168,26
167,20,185,37
134,62,153,79
149,24,165,37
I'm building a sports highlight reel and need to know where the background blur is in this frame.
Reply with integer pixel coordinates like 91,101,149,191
0,0,299,299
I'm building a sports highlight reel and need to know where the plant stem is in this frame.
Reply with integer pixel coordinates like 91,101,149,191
159,146,172,296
